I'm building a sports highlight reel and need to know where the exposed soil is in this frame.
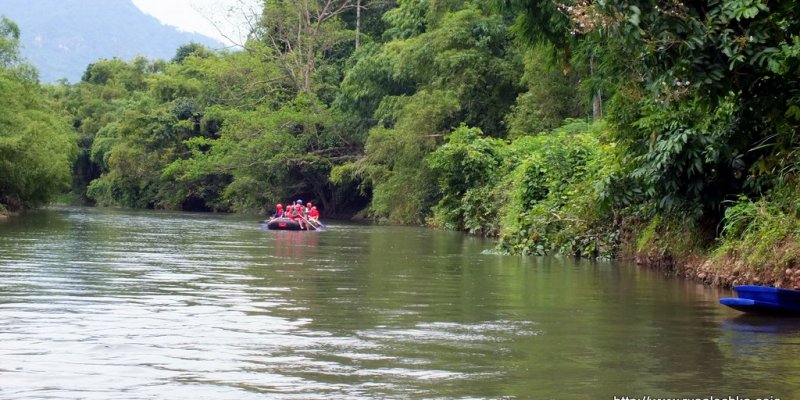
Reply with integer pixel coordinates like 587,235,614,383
634,240,800,289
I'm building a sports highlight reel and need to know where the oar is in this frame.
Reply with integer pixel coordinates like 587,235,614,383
264,214,282,224
300,214,326,230
299,215,318,230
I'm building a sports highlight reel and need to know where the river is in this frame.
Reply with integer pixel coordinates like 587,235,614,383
0,207,796,399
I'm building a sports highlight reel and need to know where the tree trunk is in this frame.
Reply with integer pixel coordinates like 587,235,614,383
590,55,602,121
355,0,361,49
592,89,602,121
304,45,315,93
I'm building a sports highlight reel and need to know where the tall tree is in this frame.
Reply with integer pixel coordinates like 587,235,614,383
0,17,76,210
555,0,800,215
0,16,21,67
251,0,358,94
501,0,602,119
333,5,522,223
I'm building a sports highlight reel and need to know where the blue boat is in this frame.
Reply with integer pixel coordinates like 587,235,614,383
735,285,800,305
720,285,800,315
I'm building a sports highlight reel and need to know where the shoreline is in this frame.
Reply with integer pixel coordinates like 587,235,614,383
634,251,800,290
10,203,798,290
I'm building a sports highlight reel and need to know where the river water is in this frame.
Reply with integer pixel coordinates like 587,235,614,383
0,207,796,399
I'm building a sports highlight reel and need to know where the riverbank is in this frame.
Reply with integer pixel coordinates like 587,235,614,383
632,239,800,289
627,200,800,289
634,249,800,290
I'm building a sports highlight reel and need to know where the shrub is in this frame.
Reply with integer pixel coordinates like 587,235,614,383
713,182,800,273
426,125,507,234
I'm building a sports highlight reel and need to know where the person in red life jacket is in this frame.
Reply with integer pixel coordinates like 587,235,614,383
265,203,283,223
291,199,306,229
308,206,320,223
290,200,301,218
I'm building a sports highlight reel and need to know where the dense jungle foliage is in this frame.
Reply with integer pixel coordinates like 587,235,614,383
3,1,800,273
0,17,76,212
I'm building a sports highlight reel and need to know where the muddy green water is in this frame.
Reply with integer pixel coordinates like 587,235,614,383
0,207,796,399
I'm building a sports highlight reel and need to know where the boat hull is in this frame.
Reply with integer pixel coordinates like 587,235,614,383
266,218,315,231
734,285,800,307
720,297,800,315
720,285,800,315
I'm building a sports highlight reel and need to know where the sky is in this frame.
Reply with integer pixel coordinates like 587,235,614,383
131,0,261,45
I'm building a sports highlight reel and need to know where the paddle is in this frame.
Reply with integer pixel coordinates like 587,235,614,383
299,215,319,231
264,214,283,224
264,209,284,223
305,210,326,230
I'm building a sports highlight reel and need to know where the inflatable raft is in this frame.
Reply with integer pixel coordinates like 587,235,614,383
266,217,317,231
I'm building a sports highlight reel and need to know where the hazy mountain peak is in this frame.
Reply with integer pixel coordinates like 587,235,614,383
0,0,223,83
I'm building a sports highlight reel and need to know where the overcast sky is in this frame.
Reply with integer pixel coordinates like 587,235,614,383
131,0,261,45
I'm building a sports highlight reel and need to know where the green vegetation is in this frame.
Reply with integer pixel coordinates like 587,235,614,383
427,120,617,258
3,0,800,285
714,182,800,275
0,17,76,211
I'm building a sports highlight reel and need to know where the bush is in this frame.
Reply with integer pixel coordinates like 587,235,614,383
497,122,617,257
426,125,507,234
713,182,800,273
633,213,708,263
427,120,621,257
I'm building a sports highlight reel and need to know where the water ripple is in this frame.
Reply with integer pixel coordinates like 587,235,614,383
0,207,545,399
1,207,769,399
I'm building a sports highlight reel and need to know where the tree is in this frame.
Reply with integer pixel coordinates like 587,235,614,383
0,18,76,210
172,42,213,64
500,0,603,120
332,5,522,222
0,16,20,68
426,125,507,234
505,0,800,217
505,46,587,136
577,0,800,215
251,0,359,94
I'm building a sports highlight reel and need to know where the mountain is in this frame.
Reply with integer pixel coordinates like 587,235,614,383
0,0,223,83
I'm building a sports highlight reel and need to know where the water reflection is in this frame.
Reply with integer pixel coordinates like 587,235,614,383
269,230,320,258
722,315,800,334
